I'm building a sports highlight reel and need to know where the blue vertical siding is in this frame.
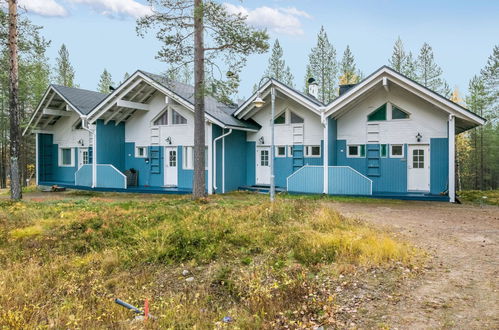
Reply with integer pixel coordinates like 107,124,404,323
223,129,247,192
246,142,256,186
97,120,125,172
51,144,77,183
178,146,208,189
328,118,337,166
38,134,54,182
303,140,324,166
274,156,293,187
287,166,324,194
430,138,449,194
328,167,372,195
124,142,164,187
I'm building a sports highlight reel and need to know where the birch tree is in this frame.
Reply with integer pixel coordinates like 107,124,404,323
264,39,294,87
304,26,337,103
137,0,269,198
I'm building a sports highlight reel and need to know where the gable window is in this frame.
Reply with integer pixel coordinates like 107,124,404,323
59,148,74,167
392,105,410,119
390,144,404,158
172,109,187,125
305,145,321,157
367,104,387,121
154,109,168,125
274,112,286,124
290,111,304,124
135,146,148,158
275,146,286,157
347,144,365,158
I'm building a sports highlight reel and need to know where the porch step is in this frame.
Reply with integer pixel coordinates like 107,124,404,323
366,145,381,177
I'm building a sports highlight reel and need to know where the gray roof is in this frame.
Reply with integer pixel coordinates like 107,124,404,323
52,84,108,115
139,71,260,130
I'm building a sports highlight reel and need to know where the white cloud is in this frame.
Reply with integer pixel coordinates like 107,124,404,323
224,4,311,36
66,0,153,19
19,0,68,17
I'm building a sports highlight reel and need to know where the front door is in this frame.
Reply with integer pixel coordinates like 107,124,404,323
408,145,430,191
164,147,178,186
78,148,89,169
256,147,270,185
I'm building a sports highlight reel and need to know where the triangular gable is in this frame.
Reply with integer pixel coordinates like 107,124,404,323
234,78,324,120
324,66,485,131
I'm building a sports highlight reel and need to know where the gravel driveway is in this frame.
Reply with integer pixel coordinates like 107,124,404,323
333,200,499,329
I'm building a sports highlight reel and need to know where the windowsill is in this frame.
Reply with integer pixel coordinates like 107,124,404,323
59,164,74,168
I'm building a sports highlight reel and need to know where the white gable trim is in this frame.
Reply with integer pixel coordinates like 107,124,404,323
324,67,485,126
235,79,323,119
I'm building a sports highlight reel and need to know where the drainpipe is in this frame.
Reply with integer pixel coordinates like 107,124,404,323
81,116,97,188
213,128,232,193
448,114,455,203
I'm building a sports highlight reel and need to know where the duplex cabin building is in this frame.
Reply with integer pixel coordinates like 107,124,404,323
25,66,485,202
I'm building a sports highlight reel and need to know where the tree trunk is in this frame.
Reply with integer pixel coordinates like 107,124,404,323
192,0,206,199
8,0,21,200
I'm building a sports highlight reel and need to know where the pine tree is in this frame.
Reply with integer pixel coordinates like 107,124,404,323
389,37,406,72
55,44,76,87
403,52,418,80
339,45,360,85
123,72,130,82
264,39,294,87
304,26,337,103
97,69,115,93
480,45,498,120
416,43,447,94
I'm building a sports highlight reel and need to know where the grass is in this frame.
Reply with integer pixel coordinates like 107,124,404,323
458,190,499,206
0,192,420,328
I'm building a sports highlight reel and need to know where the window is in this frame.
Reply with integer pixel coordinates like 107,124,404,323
367,104,387,121
288,146,293,157
260,149,269,166
82,150,89,165
154,109,168,125
390,144,404,158
59,148,74,167
392,105,409,119
276,146,286,157
412,149,425,168
274,112,286,124
135,146,148,158
380,144,387,158
290,111,304,124
183,146,209,170
305,145,321,157
172,109,187,125
347,145,365,158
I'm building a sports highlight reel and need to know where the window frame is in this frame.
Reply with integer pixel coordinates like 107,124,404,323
367,103,387,122
390,144,404,158
288,146,293,157
304,145,321,158
59,147,75,167
289,111,304,124
135,146,148,158
275,146,286,157
380,144,388,158
273,111,286,125
171,109,188,125
347,144,366,158
391,104,410,120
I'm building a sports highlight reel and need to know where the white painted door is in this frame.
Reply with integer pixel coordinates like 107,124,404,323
408,145,430,191
78,148,89,169
256,147,270,185
164,147,178,186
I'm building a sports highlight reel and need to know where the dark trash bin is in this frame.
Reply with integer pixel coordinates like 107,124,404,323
124,168,138,187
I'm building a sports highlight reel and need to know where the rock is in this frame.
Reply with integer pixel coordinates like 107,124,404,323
186,277,194,282
182,269,190,276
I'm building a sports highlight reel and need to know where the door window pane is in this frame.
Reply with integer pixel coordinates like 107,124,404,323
412,149,424,168
169,150,177,167
260,150,269,166
82,151,89,164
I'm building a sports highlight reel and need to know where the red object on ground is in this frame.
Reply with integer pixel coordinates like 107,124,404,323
144,298,149,321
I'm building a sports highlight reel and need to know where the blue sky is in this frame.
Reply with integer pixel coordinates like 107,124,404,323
23,0,499,99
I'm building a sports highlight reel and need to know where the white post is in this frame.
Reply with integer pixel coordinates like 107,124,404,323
35,133,39,186
222,135,225,193
207,122,213,195
270,87,276,202
323,116,329,194
92,124,97,188
448,114,455,203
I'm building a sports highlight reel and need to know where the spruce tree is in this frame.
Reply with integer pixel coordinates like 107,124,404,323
389,37,406,72
55,44,76,87
480,45,498,120
264,39,294,87
403,51,418,80
97,69,115,93
304,26,337,103
416,43,447,94
123,72,130,82
339,45,360,84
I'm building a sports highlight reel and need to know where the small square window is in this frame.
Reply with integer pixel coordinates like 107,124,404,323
305,145,321,157
347,145,365,157
59,148,74,167
390,144,404,158
135,146,148,158
276,146,286,157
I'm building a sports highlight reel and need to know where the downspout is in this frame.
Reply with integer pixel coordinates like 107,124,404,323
321,108,329,194
81,116,97,188
213,128,232,193
448,114,455,203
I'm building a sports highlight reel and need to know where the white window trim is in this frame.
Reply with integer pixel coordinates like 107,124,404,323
347,144,365,158
135,146,148,158
390,144,405,158
275,146,286,157
304,145,321,158
58,147,75,167
287,146,293,157
182,146,209,170
273,111,287,125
